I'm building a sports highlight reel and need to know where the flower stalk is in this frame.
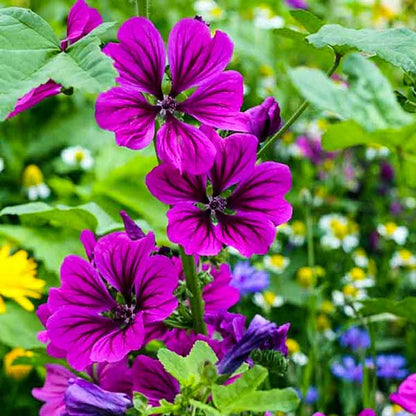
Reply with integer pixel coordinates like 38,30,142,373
135,0,149,17
179,246,208,335
258,53,342,159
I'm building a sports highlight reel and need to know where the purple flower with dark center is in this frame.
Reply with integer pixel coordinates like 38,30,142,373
339,327,370,351
32,361,132,416
64,378,132,415
231,261,270,296
146,127,292,256
245,97,281,142
390,373,416,413
43,231,178,370
331,356,363,382
132,355,179,407
8,0,102,119
217,314,290,374
96,17,248,174
376,354,408,379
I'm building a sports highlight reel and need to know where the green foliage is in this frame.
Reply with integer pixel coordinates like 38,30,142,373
361,297,416,323
0,303,43,349
212,365,300,414
0,7,116,120
290,9,323,33
290,53,413,131
308,25,416,73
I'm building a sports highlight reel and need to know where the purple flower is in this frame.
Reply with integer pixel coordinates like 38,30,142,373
96,17,248,174
339,327,370,351
295,135,336,165
231,261,270,296
390,373,416,413
132,355,179,407
376,354,408,379
331,356,363,382
43,231,178,370
8,0,102,119
313,411,375,416
380,160,395,182
146,127,292,256
245,97,281,142
217,314,290,374
296,386,318,404
64,378,132,415
32,361,132,416
285,0,308,8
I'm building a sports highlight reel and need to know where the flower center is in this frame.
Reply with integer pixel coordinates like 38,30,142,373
113,304,136,328
207,196,227,212
158,96,178,116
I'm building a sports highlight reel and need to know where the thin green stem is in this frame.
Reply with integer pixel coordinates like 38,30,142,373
135,0,149,17
179,246,207,335
258,53,342,159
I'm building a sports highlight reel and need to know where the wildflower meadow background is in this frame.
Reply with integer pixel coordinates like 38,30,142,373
1,0,416,415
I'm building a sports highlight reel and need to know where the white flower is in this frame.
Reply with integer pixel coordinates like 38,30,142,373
22,164,50,201
377,222,408,245
61,146,94,170
292,352,308,366
194,0,225,20
319,214,359,252
263,254,289,273
280,221,306,246
382,404,412,416
344,267,375,288
0,158,4,173
253,291,284,312
365,145,390,160
390,249,416,268
27,183,50,201
332,285,367,316
404,197,416,209
253,6,284,29
352,248,369,268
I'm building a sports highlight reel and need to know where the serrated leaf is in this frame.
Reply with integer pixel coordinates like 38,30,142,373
0,302,43,349
157,341,218,387
361,297,416,323
290,10,323,33
308,25,416,73
0,7,60,119
289,53,413,132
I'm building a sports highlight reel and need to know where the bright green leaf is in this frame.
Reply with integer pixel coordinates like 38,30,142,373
289,53,413,131
308,24,416,73
290,10,323,33
361,297,416,323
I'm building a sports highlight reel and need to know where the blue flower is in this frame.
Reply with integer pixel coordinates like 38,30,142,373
217,314,289,374
231,261,270,296
331,356,363,382
376,354,408,379
296,386,318,404
339,327,370,351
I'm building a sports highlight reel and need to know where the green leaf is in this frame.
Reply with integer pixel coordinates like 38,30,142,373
274,28,307,42
0,302,43,349
360,297,416,323
189,400,222,416
0,7,60,119
157,341,218,387
212,365,300,414
0,202,118,234
290,10,323,33
289,53,413,132
308,24,416,73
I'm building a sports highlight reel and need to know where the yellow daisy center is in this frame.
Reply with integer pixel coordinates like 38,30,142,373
22,164,44,187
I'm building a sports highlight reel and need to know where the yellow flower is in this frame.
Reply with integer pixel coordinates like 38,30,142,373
286,338,300,354
0,245,45,312
22,164,44,187
385,221,398,235
292,220,306,236
259,64,274,77
4,348,33,380
343,284,359,298
317,314,331,331
297,266,324,288
263,291,278,307
349,267,366,281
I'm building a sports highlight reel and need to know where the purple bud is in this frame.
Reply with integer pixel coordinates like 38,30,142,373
245,97,281,142
64,378,132,415
380,161,395,182
390,201,403,216
120,211,146,240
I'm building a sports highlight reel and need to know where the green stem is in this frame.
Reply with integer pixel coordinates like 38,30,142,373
258,53,342,159
135,0,149,17
179,246,207,335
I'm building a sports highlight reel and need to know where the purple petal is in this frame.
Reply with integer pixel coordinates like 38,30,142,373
104,17,165,98
120,211,146,240
217,212,276,257
32,364,72,416
132,355,179,407
47,307,119,371
62,0,103,49
80,229,96,261
167,203,222,255
135,254,178,324
7,81,61,119
146,163,207,205
207,129,257,194
203,264,240,313
64,378,132,415
93,359,133,395
156,116,216,174
90,314,145,364
390,374,416,414
48,255,116,312
228,162,292,225
168,18,233,96
95,86,158,150
179,71,249,131
94,232,156,301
